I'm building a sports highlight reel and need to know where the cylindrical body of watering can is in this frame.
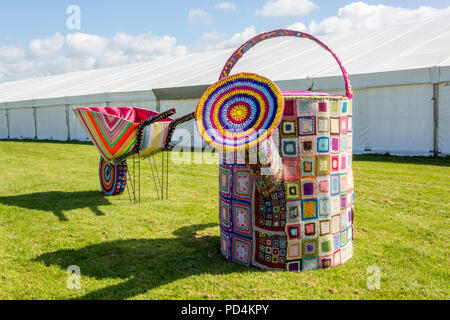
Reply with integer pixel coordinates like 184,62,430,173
195,29,354,272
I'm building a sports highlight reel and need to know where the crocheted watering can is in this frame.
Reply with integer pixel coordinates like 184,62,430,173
195,29,354,271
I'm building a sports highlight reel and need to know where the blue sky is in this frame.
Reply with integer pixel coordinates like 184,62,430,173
0,0,449,82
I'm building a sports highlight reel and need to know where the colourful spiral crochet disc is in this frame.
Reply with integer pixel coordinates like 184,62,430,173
99,156,128,196
195,73,284,151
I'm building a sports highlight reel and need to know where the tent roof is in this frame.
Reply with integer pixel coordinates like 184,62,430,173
0,15,449,104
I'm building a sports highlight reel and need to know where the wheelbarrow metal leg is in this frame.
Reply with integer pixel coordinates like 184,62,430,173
164,151,169,200
138,154,141,204
148,156,161,200
126,178,133,204
153,154,163,199
161,152,165,200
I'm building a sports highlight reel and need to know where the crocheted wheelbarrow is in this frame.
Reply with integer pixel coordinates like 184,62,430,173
74,106,193,197
192,29,355,271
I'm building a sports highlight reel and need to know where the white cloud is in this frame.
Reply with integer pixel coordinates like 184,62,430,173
188,9,212,25
28,33,64,58
287,22,307,32
66,33,110,56
287,2,450,35
257,0,318,17
198,26,257,51
214,2,237,12
0,46,25,62
0,31,187,82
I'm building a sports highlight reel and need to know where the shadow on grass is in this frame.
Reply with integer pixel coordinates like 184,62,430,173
353,154,450,167
35,223,253,299
0,191,111,221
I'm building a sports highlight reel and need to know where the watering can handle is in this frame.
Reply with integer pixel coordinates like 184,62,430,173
219,29,353,99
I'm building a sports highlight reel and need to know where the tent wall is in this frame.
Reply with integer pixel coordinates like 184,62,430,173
8,107,35,139
36,106,68,140
438,82,450,155
1,66,449,156
352,84,434,155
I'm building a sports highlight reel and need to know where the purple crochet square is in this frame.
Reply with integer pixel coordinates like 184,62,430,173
303,182,314,195
341,195,347,208
332,138,339,151
288,262,299,272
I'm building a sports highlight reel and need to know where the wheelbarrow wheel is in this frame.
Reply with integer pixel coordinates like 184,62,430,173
99,156,128,196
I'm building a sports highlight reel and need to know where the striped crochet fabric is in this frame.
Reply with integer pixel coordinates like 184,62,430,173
139,122,171,156
74,108,139,161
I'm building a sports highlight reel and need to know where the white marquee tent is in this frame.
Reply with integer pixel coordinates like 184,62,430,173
0,16,449,155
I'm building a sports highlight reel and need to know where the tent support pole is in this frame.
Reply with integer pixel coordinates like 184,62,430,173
65,105,71,141
5,107,10,139
432,83,439,157
33,107,38,140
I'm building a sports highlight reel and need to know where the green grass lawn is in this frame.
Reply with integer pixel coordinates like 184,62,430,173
0,140,449,300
